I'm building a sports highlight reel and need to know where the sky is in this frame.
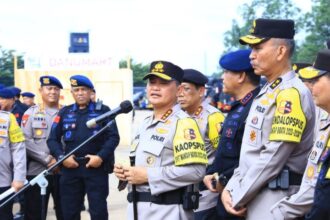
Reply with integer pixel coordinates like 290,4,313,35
0,0,312,75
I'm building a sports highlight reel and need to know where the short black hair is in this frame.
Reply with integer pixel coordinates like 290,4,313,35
245,69,260,86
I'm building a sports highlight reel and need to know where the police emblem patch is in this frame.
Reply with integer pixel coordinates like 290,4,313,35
152,62,164,73
278,100,292,114
146,156,155,165
250,130,257,142
184,129,196,140
306,165,315,179
35,129,43,136
252,116,258,125
225,128,233,138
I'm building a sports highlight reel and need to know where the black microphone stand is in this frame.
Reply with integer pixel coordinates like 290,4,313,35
0,120,115,220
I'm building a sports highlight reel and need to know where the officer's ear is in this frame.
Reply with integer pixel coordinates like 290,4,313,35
237,72,246,84
198,86,206,98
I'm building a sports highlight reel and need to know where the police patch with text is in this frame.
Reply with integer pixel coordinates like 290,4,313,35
173,118,208,166
269,88,306,142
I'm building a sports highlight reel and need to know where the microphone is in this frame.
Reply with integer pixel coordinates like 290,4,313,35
86,100,133,128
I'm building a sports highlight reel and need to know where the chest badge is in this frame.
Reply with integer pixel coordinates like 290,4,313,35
146,156,155,166
35,129,43,136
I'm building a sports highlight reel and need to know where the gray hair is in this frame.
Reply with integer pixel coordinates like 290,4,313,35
273,38,295,58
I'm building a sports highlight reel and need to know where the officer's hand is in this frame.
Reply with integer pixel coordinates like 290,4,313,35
203,175,218,192
221,190,246,217
62,155,79,169
114,164,127,181
11,180,24,192
124,166,148,185
85,155,103,168
47,157,57,168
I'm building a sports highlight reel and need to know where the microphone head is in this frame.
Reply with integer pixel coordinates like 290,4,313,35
120,100,133,114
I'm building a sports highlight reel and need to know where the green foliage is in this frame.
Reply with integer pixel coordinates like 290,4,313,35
120,59,150,86
0,46,23,86
223,0,304,54
297,0,330,62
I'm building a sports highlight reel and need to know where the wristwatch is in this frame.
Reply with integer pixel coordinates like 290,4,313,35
218,173,228,186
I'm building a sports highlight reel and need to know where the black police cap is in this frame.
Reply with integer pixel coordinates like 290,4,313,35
299,49,330,80
182,69,208,86
143,61,184,83
240,18,295,45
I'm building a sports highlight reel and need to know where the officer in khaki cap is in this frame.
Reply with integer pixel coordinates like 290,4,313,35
270,50,330,220
221,18,315,220
177,69,225,220
114,61,208,220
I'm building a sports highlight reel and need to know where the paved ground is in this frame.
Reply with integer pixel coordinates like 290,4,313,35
13,110,153,220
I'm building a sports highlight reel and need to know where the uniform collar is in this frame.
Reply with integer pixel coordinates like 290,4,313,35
231,87,260,108
72,102,95,112
193,105,203,118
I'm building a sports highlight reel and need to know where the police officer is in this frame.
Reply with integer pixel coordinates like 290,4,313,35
221,18,315,220
202,49,260,220
22,76,63,220
0,109,26,220
296,63,328,139
177,69,225,219
47,75,120,220
304,49,330,220
114,61,207,220
0,88,16,112
271,49,330,220
9,87,28,125
21,92,36,107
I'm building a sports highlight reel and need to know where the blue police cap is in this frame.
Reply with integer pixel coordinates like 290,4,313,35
0,84,5,90
40,76,63,89
0,88,16,99
219,49,253,72
21,92,35,98
9,87,21,96
70,75,94,89
182,69,209,86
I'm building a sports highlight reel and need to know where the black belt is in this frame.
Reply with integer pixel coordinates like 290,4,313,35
127,188,185,205
289,171,303,185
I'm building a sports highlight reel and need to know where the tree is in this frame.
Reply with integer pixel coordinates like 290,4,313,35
296,0,330,62
120,59,150,86
0,46,24,86
223,0,304,54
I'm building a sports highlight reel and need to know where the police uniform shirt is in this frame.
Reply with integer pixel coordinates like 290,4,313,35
207,87,260,178
21,104,59,175
0,111,26,187
190,101,225,213
270,115,330,219
47,102,120,176
128,104,207,220
225,71,315,219
191,101,225,165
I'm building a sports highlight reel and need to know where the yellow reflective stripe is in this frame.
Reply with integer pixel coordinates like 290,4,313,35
208,112,225,149
269,88,306,142
9,114,25,143
173,118,208,166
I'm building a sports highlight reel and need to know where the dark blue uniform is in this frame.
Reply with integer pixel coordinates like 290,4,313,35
206,87,260,220
12,100,28,125
47,102,120,220
305,148,330,220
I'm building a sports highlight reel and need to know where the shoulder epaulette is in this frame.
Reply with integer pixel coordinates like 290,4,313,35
270,78,282,90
